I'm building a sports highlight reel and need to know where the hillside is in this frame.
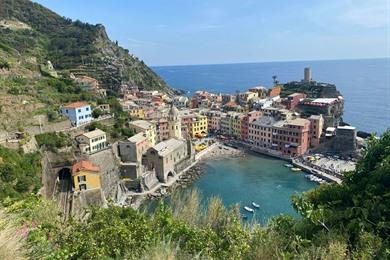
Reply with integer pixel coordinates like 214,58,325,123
0,0,172,94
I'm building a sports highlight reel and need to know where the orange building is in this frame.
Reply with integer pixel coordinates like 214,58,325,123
268,85,282,97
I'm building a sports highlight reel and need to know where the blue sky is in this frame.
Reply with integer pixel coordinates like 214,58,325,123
34,0,389,66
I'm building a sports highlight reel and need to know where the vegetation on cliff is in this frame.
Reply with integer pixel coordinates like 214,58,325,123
0,0,172,130
0,130,389,259
0,0,171,93
0,146,41,201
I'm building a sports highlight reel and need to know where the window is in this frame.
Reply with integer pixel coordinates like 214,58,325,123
79,184,87,191
78,109,81,113
78,175,86,182
86,107,90,111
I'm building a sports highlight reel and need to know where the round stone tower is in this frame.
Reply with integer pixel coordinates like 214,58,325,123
168,104,182,139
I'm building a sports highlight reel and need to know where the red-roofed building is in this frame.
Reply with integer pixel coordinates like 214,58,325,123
72,160,101,192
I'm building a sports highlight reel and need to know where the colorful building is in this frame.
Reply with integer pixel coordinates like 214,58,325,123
61,101,92,127
156,118,169,141
118,132,150,163
129,107,145,119
128,120,157,146
308,114,324,147
249,116,277,149
189,114,208,138
76,129,107,154
201,110,225,132
248,86,268,99
271,118,310,157
241,111,262,140
283,93,306,110
268,85,282,97
72,160,101,192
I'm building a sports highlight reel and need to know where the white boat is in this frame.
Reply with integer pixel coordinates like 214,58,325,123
284,163,294,168
291,167,302,172
244,206,254,213
252,202,260,208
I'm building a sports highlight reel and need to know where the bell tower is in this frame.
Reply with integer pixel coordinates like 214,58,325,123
168,104,182,139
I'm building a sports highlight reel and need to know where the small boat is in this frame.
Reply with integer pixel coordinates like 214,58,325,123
284,163,294,168
291,167,302,172
244,206,254,213
252,202,260,208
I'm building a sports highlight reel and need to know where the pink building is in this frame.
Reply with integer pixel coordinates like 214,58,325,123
241,111,262,140
271,118,310,157
180,111,197,138
283,93,306,110
157,118,169,141
201,110,225,132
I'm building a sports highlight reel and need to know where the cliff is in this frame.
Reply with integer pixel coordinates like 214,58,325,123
0,0,172,94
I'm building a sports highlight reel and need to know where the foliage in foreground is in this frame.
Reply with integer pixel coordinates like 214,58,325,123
0,130,389,259
0,146,41,201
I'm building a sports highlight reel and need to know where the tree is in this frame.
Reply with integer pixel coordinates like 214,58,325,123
92,108,104,118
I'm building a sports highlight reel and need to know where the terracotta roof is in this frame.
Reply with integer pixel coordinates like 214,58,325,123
63,101,89,109
224,101,237,107
72,160,100,175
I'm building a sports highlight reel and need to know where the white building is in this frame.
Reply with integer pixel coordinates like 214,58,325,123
173,96,189,108
76,129,107,154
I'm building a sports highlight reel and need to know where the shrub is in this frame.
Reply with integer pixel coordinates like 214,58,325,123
35,132,70,151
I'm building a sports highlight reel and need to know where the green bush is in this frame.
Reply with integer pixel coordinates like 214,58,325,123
0,147,41,201
35,132,70,151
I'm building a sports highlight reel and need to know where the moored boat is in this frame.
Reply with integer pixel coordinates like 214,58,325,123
291,167,302,172
284,163,294,168
252,202,260,208
244,206,254,213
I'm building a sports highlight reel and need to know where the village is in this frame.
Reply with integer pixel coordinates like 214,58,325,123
2,68,364,217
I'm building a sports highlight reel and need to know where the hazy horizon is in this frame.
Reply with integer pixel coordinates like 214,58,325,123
151,57,390,68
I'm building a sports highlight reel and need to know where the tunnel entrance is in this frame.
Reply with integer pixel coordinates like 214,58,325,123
58,168,72,193
58,168,71,180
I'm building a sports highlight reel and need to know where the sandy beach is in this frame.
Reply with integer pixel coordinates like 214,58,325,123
202,143,245,160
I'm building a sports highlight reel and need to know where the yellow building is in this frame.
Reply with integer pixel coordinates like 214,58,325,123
72,160,101,192
189,114,208,138
128,120,157,146
231,114,244,137
129,108,145,119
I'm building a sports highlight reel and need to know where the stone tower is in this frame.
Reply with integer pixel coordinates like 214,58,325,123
168,104,182,139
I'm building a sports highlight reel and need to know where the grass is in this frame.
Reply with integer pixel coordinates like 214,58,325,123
0,210,28,260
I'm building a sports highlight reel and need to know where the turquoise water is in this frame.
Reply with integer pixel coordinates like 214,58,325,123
189,154,316,224
153,58,390,134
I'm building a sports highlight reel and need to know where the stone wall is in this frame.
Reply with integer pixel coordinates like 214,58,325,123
89,148,121,200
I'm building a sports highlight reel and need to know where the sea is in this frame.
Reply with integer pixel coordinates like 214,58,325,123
153,58,390,135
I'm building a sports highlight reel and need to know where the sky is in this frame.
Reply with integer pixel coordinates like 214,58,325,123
34,0,389,66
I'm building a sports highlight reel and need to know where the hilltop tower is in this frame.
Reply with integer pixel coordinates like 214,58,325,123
168,104,182,139
304,67,312,82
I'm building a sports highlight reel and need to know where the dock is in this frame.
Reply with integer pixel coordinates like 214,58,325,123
292,159,342,184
